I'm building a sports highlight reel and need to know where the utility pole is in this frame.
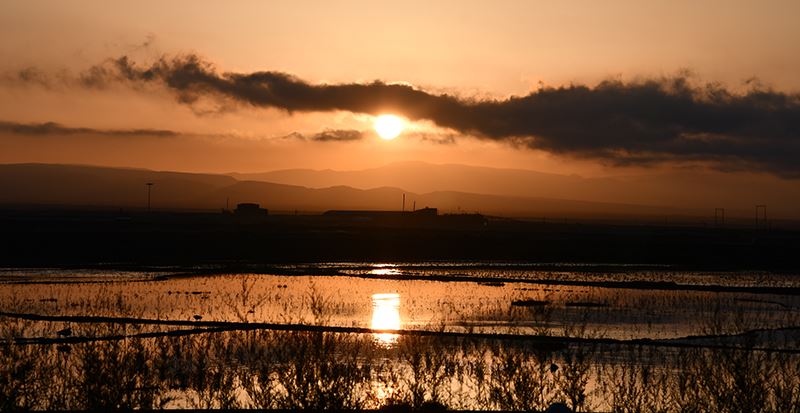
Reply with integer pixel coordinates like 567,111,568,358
755,205,767,229
714,208,725,227
402,193,405,212
146,183,154,212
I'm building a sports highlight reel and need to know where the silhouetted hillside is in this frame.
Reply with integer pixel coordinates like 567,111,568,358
0,163,731,221
231,161,800,218
0,164,235,209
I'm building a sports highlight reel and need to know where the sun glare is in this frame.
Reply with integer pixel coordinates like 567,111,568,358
371,293,401,345
373,114,405,140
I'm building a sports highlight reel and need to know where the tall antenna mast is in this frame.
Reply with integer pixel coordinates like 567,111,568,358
146,183,154,212
714,208,725,227
755,204,767,229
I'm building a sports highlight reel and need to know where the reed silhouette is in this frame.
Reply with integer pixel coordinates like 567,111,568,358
2,281,800,411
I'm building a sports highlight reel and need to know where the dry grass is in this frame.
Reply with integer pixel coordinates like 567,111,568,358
2,269,800,411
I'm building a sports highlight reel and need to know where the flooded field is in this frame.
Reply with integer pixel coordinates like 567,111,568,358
2,262,800,411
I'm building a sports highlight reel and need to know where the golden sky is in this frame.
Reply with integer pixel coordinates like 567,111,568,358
1,0,799,180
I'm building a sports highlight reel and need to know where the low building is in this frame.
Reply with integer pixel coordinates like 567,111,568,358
323,207,437,222
322,207,439,219
319,207,489,228
235,203,268,216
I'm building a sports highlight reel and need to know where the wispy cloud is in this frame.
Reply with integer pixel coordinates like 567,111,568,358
283,129,365,142
307,129,364,142
0,120,177,137
0,120,368,146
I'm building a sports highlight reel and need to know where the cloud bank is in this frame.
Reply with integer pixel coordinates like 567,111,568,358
0,120,177,137
12,54,800,176
0,120,367,146
304,129,364,142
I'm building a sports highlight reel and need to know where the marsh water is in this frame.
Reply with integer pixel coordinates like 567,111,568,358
2,262,800,411
3,262,799,340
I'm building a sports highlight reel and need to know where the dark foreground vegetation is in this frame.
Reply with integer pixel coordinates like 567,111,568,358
1,208,799,271
2,208,800,411
2,322,799,411
2,276,800,412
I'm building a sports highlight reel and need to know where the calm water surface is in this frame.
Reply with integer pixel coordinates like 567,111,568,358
2,262,799,341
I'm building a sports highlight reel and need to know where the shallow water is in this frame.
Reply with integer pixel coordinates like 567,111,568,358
3,262,800,410
2,262,799,341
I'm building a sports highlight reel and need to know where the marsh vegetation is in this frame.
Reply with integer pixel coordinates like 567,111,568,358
2,264,799,411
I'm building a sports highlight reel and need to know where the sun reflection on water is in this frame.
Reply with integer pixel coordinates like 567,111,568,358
371,293,401,346
368,264,401,276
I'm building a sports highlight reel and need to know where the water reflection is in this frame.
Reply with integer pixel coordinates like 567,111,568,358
368,264,401,276
371,293,401,345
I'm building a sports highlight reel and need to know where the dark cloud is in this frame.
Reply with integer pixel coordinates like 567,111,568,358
10,67,55,89
283,129,365,142
0,120,365,144
16,67,50,87
13,54,800,176
308,129,364,142
416,132,457,145
0,120,177,138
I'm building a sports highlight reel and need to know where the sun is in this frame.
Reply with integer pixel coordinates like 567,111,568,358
373,114,405,140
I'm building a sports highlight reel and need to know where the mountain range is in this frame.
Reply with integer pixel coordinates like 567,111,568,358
1,162,798,222
231,161,800,218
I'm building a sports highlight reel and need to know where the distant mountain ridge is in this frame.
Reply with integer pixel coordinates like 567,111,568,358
230,161,592,199
230,161,800,218
0,163,712,220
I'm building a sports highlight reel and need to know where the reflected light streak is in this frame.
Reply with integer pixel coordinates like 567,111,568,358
369,264,401,276
371,293,401,346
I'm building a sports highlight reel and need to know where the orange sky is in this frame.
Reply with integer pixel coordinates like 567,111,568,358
1,0,799,179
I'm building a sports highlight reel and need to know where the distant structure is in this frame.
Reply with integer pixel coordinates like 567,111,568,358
714,208,725,226
324,207,437,221
323,207,485,228
235,203,269,217
145,182,154,212
755,204,767,229
412,206,437,216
